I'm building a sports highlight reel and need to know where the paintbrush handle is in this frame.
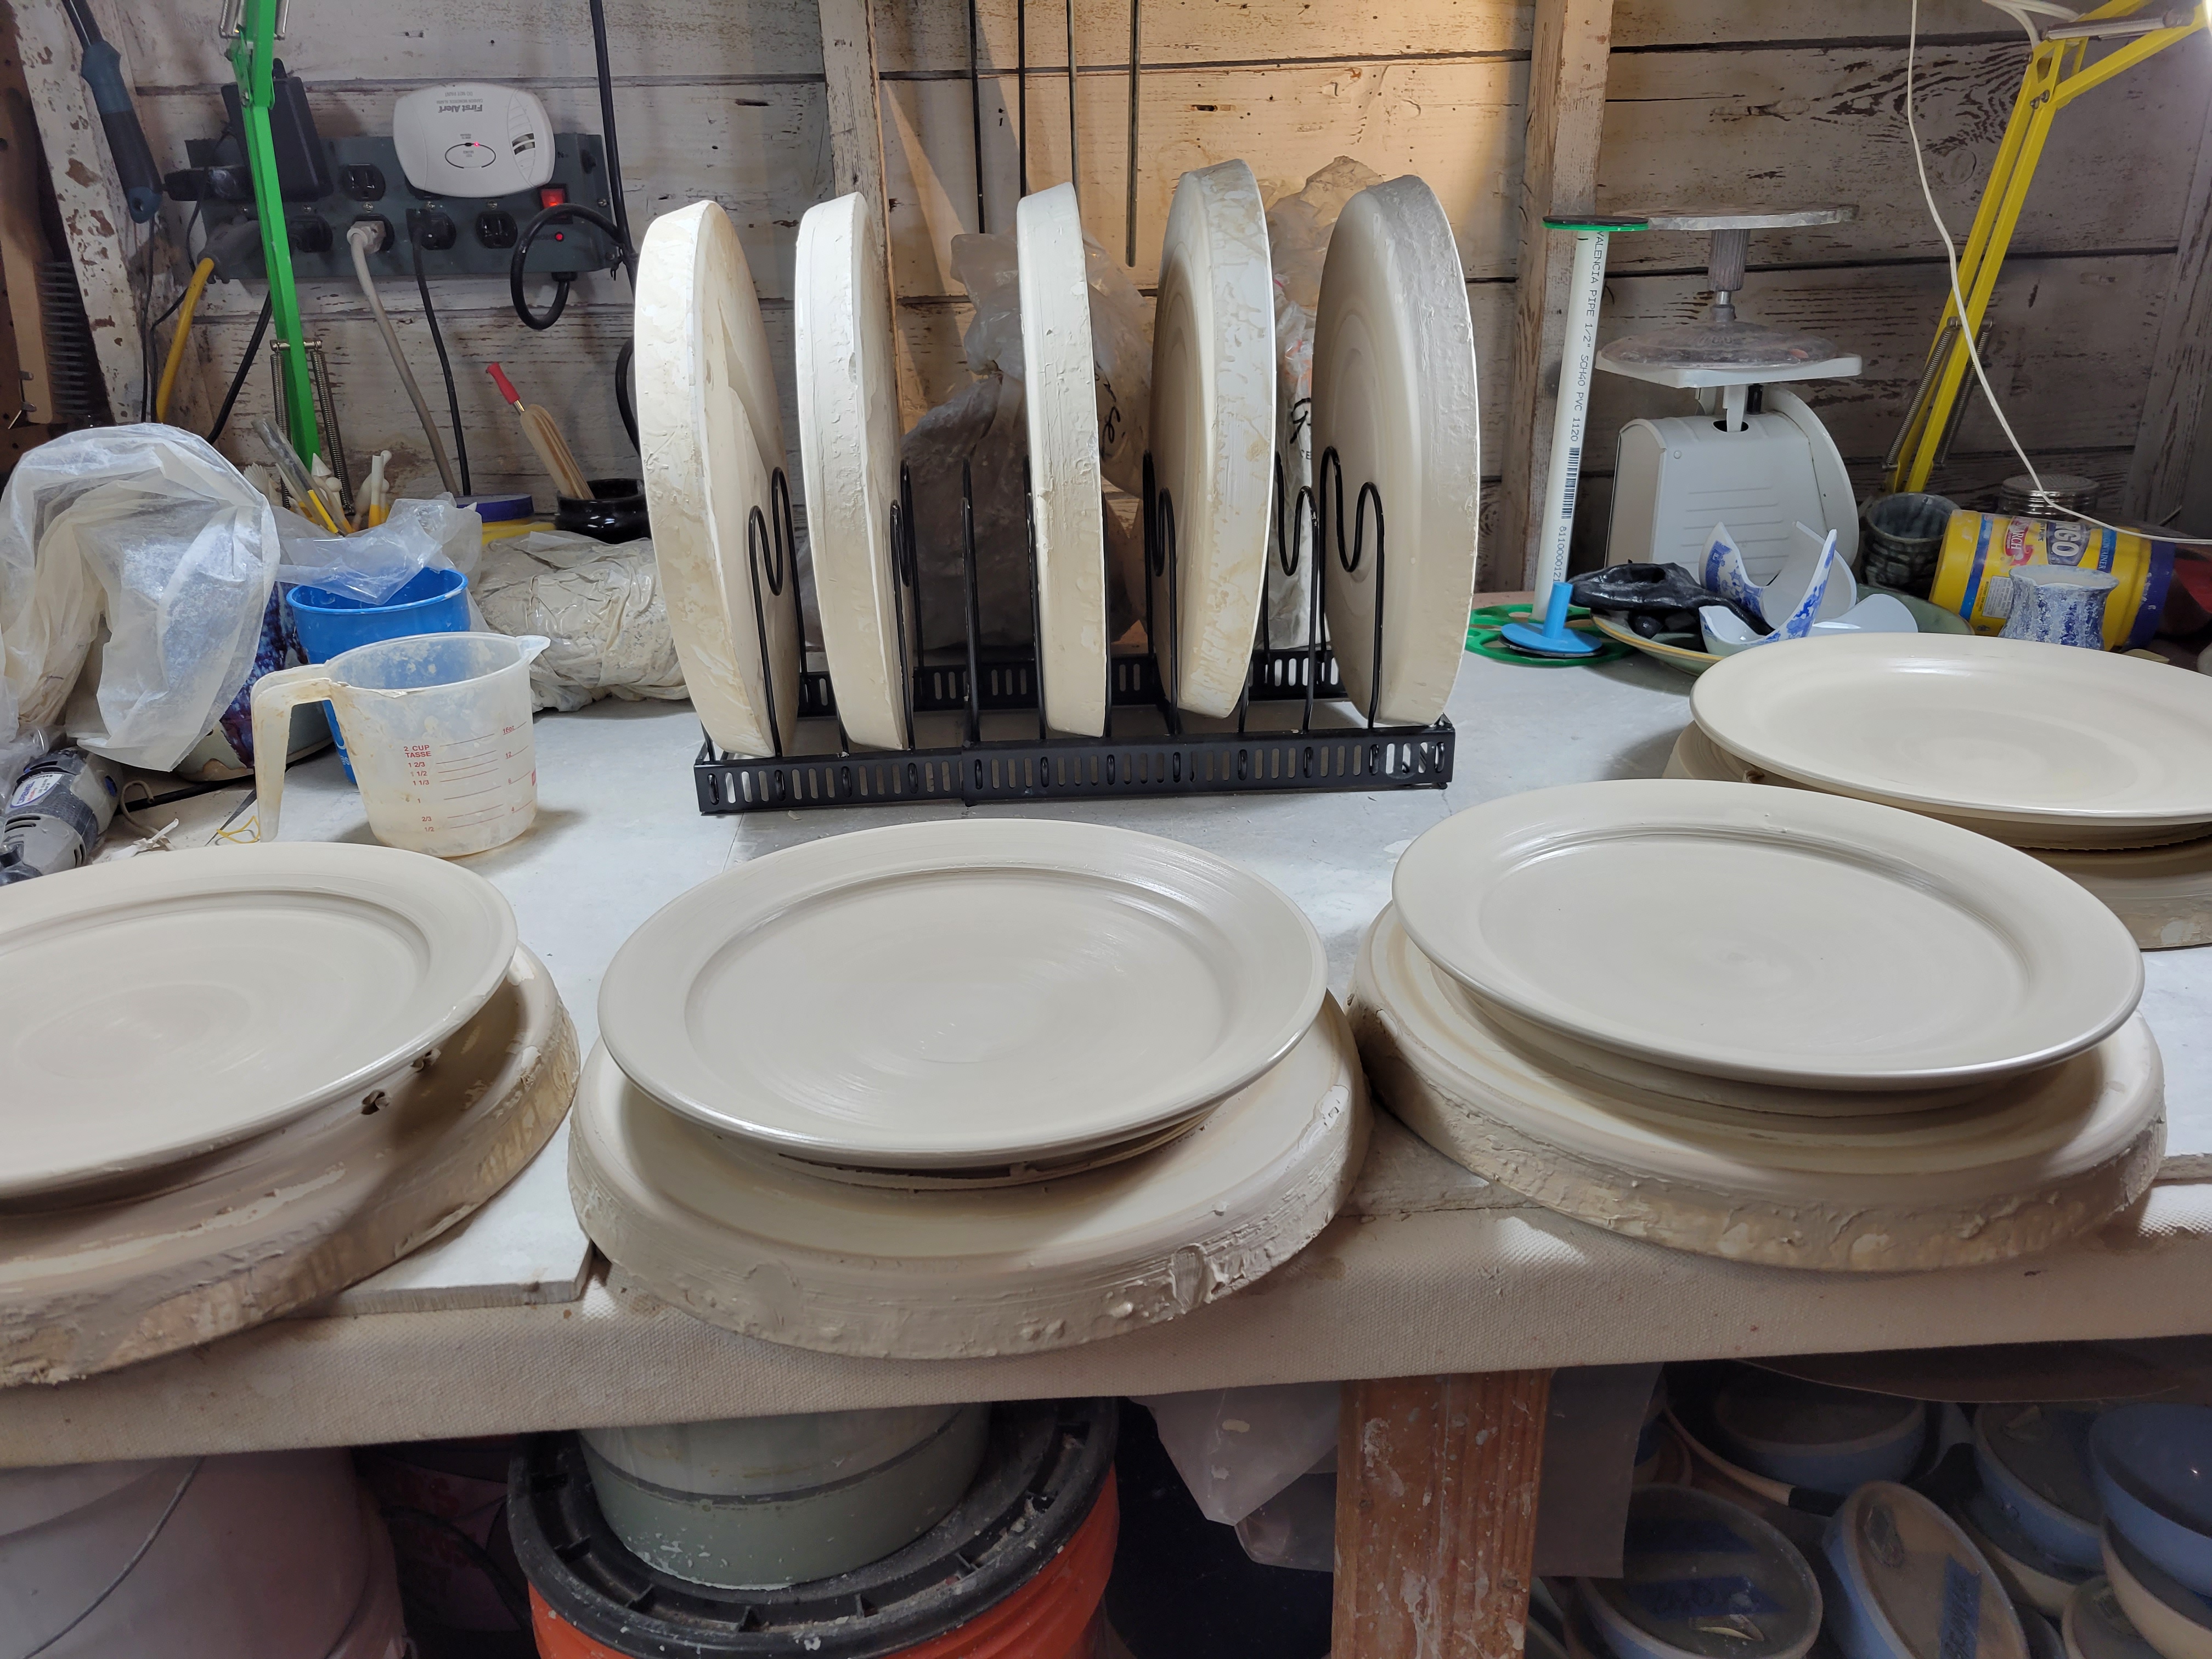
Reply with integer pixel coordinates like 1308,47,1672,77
526,405,594,498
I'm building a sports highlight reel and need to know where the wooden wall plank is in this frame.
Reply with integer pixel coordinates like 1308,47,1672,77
2125,99,2212,522
1598,40,2210,274
118,0,826,92
1497,0,1614,592
874,0,2003,76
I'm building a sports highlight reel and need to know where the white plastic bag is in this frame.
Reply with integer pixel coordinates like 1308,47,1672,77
475,529,687,712
275,495,482,604
0,425,281,771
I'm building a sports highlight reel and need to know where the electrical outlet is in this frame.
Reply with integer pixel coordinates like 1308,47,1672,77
190,132,618,283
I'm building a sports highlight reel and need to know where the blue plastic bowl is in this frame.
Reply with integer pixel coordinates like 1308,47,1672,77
2092,1406,2212,1599
1977,1405,2106,1571
285,565,471,777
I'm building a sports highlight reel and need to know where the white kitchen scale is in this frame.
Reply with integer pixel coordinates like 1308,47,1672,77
1600,208,1862,584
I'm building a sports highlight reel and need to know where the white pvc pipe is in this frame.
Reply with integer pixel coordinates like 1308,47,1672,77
1531,229,1611,622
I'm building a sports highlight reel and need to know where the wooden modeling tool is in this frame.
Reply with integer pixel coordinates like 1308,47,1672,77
488,362,593,499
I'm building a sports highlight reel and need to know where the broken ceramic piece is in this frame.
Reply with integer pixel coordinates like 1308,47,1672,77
1700,590,1918,658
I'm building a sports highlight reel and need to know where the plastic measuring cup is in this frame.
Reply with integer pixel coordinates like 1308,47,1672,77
251,631,549,857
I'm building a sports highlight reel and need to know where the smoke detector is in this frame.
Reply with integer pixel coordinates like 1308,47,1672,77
392,82,555,199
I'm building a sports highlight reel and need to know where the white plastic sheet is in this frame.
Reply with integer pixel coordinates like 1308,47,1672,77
0,425,281,771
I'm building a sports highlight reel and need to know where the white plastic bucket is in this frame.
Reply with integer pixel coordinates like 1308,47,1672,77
0,1448,388,1658
252,631,549,857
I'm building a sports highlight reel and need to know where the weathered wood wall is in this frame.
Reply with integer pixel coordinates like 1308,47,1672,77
40,0,2212,568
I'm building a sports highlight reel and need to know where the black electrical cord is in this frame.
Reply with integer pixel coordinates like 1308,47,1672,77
588,0,632,256
413,235,471,495
613,337,636,450
507,202,629,331
207,288,272,442
496,0,639,453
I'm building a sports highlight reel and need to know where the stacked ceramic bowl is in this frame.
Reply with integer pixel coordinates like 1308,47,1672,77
571,818,1370,1358
1672,633,2212,950
1350,777,2164,1270
0,843,578,1383
2077,1404,2212,1659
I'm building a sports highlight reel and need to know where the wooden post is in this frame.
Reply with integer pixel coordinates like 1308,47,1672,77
1496,0,1616,592
10,0,143,424
2125,107,2212,523
817,0,923,427
1333,1371,1554,1659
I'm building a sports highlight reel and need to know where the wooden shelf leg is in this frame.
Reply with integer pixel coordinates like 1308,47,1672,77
1333,1370,1555,1659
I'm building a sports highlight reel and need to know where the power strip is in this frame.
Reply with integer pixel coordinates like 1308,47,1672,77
184,132,621,284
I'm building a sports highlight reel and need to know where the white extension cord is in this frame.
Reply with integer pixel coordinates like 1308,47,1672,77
347,221,461,498
1905,0,2212,545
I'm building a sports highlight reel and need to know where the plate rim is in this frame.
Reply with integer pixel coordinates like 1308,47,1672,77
1692,633,2212,828
598,817,1330,1165
795,192,910,752
1390,778,2143,1088
1154,159,1276,720
1017,183,1109,738
0,842,518,1198
1310,174,1481,726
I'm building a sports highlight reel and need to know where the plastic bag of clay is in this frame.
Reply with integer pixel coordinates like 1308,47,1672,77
475,528,688,712
1136,1383,1341,1526
949,229,1148,487
0,424,281,772
919,237,1152,651
1235,1471,1338,1572
1264,157,1385,648
275,494,482,604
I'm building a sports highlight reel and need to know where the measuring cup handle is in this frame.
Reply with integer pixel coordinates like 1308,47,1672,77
249,662,339,843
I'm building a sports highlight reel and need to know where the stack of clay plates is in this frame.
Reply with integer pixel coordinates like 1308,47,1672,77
637,199,800,760
1350,778,2164,1271
1672,634,2212,949
571,817,1368,1357
0,844,578,1383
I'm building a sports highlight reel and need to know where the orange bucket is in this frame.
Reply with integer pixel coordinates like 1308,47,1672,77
528,1476,1116,1659
511,1400,1119,1659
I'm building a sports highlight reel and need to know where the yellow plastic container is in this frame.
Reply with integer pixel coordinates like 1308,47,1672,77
1931,510,2174,651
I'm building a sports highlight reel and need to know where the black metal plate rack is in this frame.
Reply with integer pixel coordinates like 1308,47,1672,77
692,445,1456,814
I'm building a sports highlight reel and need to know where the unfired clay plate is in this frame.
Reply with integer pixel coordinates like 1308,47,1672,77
1310,176,1480,726
1018,184,1108,737
569,997,1368,1357
1152,160,1276,719
0,843,517,1198
598,819,1328,1166
636,200,800,759
1391,779,2143,1090
1692,633,2212,836
796,192,911,752
1667,722,2212,950
1351,906,2165,1272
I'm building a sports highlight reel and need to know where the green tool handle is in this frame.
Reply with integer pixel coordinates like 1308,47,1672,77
230,0,317,464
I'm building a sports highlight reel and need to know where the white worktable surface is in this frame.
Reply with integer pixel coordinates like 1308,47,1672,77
5,640,2210,1464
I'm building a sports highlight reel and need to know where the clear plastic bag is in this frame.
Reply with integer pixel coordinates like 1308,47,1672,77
275,495,482,605
923,232,1154,651
474,528,687,712
1137,1384,1340,1527
0,425,281,771
1265,157,1384,648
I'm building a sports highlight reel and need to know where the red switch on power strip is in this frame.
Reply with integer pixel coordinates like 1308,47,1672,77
538,184,568,210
